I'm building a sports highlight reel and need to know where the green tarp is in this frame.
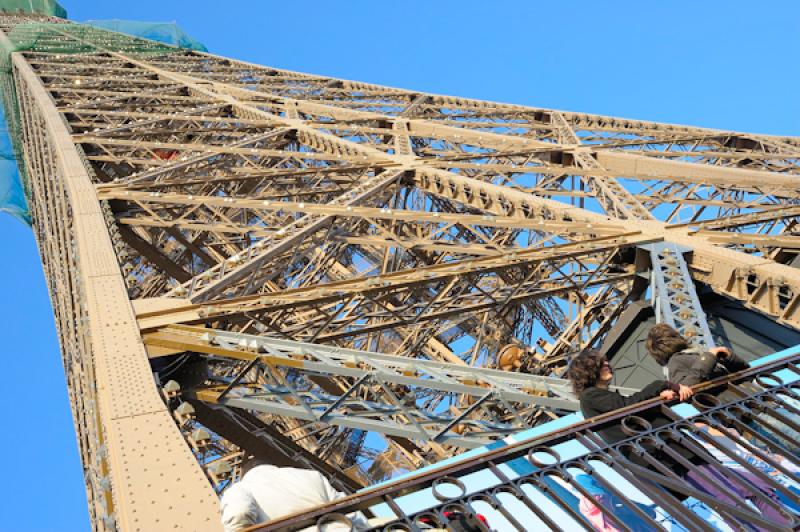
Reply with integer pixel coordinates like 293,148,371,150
0,0,66,18
0,0,67,225
0,16,207,224
0,102,27,224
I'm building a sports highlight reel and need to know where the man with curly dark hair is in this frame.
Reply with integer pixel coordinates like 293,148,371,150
646,323,800,456
567,349,692,445
567,349,790,527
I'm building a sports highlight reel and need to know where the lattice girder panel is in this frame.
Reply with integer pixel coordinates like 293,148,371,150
144,326,601,445
137,233,651,345
136,54,800,169
6,15,800,531
7,44,221,532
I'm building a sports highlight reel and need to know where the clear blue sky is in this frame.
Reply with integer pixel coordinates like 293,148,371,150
1,1,798,530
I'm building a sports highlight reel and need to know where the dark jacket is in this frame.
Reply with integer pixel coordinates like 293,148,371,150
579,381,699,486
579,381,673,446
666,346,748,387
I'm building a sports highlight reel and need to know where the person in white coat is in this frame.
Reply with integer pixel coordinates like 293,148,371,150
220,459,367,532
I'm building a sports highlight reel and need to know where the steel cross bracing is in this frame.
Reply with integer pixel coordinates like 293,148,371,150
4,15,800,531
144,326,639,446
645,242,715,349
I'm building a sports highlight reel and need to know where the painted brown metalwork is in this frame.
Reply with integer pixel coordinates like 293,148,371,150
4,13,800,531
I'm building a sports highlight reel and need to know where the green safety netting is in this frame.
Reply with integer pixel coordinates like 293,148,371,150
85,20,207,52
1,22,185,59
0,102,27,224
0,0,66,18
0,17,206,224
0,0,66,223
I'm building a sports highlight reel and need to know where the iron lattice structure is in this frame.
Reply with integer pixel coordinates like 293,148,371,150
4,13,800,531
255,353,800,531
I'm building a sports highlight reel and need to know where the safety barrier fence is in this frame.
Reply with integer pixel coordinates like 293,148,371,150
254,350,800,531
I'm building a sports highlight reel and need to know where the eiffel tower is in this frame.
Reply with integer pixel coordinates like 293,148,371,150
3,10,800,532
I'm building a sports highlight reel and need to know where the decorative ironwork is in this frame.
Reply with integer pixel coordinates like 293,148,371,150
256,353,800,531
2,11,799,530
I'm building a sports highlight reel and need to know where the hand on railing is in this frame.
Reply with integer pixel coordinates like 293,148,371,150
660,384,693,402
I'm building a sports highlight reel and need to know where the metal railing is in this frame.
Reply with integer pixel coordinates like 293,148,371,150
252,352,800,531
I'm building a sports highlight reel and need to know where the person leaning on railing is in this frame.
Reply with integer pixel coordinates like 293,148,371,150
566,349,692,448
646,323,800,456
645,324,748,396
567,349,791,528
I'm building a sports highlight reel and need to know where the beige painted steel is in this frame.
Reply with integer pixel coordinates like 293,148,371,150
10,53,221,531
80,46,800,331
8,16,800,532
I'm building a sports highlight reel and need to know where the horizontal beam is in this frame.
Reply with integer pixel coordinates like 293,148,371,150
144,326,636,449
693,230,800,249
137,232,654,331
100,189,626,237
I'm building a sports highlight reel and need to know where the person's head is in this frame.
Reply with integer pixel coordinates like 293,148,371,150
646,324,689,366
239,455,268,478
567,349,612,395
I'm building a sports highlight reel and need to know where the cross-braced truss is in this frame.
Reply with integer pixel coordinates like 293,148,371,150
3,14,800,531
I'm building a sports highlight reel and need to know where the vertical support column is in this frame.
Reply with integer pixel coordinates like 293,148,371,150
643,242,715,349
12,52,221,531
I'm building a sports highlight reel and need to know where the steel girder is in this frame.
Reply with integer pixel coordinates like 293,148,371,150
144,326,639,447
645,242,715,349
4,15,800,532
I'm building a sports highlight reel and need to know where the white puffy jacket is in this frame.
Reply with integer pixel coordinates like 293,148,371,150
220,465,366,532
